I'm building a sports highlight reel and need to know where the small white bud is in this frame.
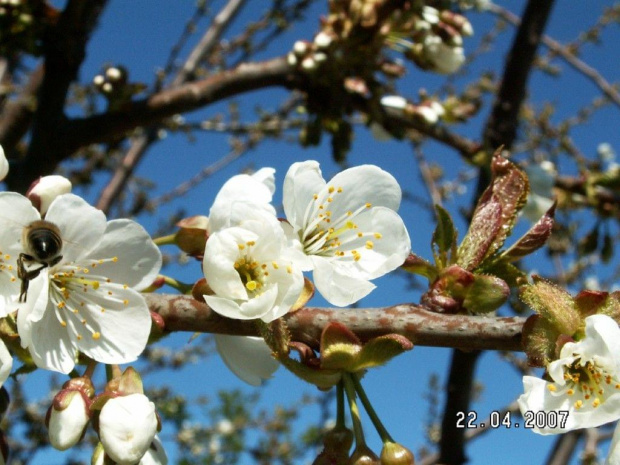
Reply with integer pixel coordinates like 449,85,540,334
293,40,309,56
102,82,113,93
301,57,317,71
461,20,474,37
421,6,440,24
313,52,327,63
47,391,90,450
314,32,333,49
429,101,445,117
26,175,72,215
99,394,159,465
216,419,235,436
0,145,8,182
105,67,123,81
92,74,105,86
287,52,298,66
380,95,408,111
415,106,439,124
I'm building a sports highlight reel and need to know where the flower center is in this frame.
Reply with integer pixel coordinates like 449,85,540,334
548,357,620,409
48,257,124,341
234,241,265,296
0,251,16,283
301,185,382,261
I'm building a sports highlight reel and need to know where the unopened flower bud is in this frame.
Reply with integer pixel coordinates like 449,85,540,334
293,40,310,56
46,377,94,451
301,57,317,71
26,175,72,214
414,105,438,124
102,82,113,93
98,393,159,465
0,145,8,182
93,74,105,87
313,52,327,63
348,445,380,464
380,95,407,112
380,441,415,465
105,66,124,82
287,52,298,66
314,31,333,49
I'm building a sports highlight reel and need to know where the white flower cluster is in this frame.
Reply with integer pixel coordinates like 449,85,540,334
202,160,410,384
519,315,620,464
405,6,473,74
0,145,165,464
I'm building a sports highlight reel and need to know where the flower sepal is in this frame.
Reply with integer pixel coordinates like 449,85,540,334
173,215,209,259
320,323,413,372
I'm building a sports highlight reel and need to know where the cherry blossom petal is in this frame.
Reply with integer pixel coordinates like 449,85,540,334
215,335,279,386
0,339,12,387
45,194,106,263
283,160,325,229
83,220,162,291
312,257,376,307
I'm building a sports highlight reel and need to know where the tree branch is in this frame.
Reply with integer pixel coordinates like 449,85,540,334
147,294,524,351
488,3,620,110
96,0,248,213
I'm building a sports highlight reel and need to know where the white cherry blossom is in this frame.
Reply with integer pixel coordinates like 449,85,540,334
518,314,620,435
26,175,72,214
0,192,161,374
203,211,303,322
282,161,410,306
0,339,12,388
47,390,90,450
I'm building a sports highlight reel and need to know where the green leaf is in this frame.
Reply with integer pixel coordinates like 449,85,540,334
520,277,580,336
432,204,458,268
458,153,529,270
521,314,561,367
350,334,413,371
320,323,362,371
401,253,438,281
499,203,556,262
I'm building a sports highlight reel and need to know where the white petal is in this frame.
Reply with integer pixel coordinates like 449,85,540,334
0,339,12,387
207,286,278,320
606,422,620,465
65,282,152,365
17,273,50,344
208,171,276,233
0,192,41,256
203,228,255,300
139,435,168,465
312,257,376,307
283,161,325,230
99,394,158,465
84,220,162,290
215,335,279,386
45,194,106,263
25,297,77,373
327,165,402,213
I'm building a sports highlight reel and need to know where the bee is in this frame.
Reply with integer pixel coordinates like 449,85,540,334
17,220,63,302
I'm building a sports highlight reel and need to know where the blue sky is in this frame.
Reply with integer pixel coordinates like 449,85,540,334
19,0,620,463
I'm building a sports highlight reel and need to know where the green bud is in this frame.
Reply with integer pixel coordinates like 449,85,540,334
380,441,415,465
348,445,381,464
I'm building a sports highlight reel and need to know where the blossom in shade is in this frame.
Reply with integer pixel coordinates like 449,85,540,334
0,192,162,374
518,314,620,435
282,161,410,306
215,334,279,386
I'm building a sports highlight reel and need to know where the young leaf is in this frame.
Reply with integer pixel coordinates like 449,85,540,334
432,204,458,268
498,202,556,262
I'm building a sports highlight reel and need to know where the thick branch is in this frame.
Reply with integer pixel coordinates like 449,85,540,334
21,0,107,182
488,3,620,110
147,294,524,351
96,0,248,213
482,0,556,151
